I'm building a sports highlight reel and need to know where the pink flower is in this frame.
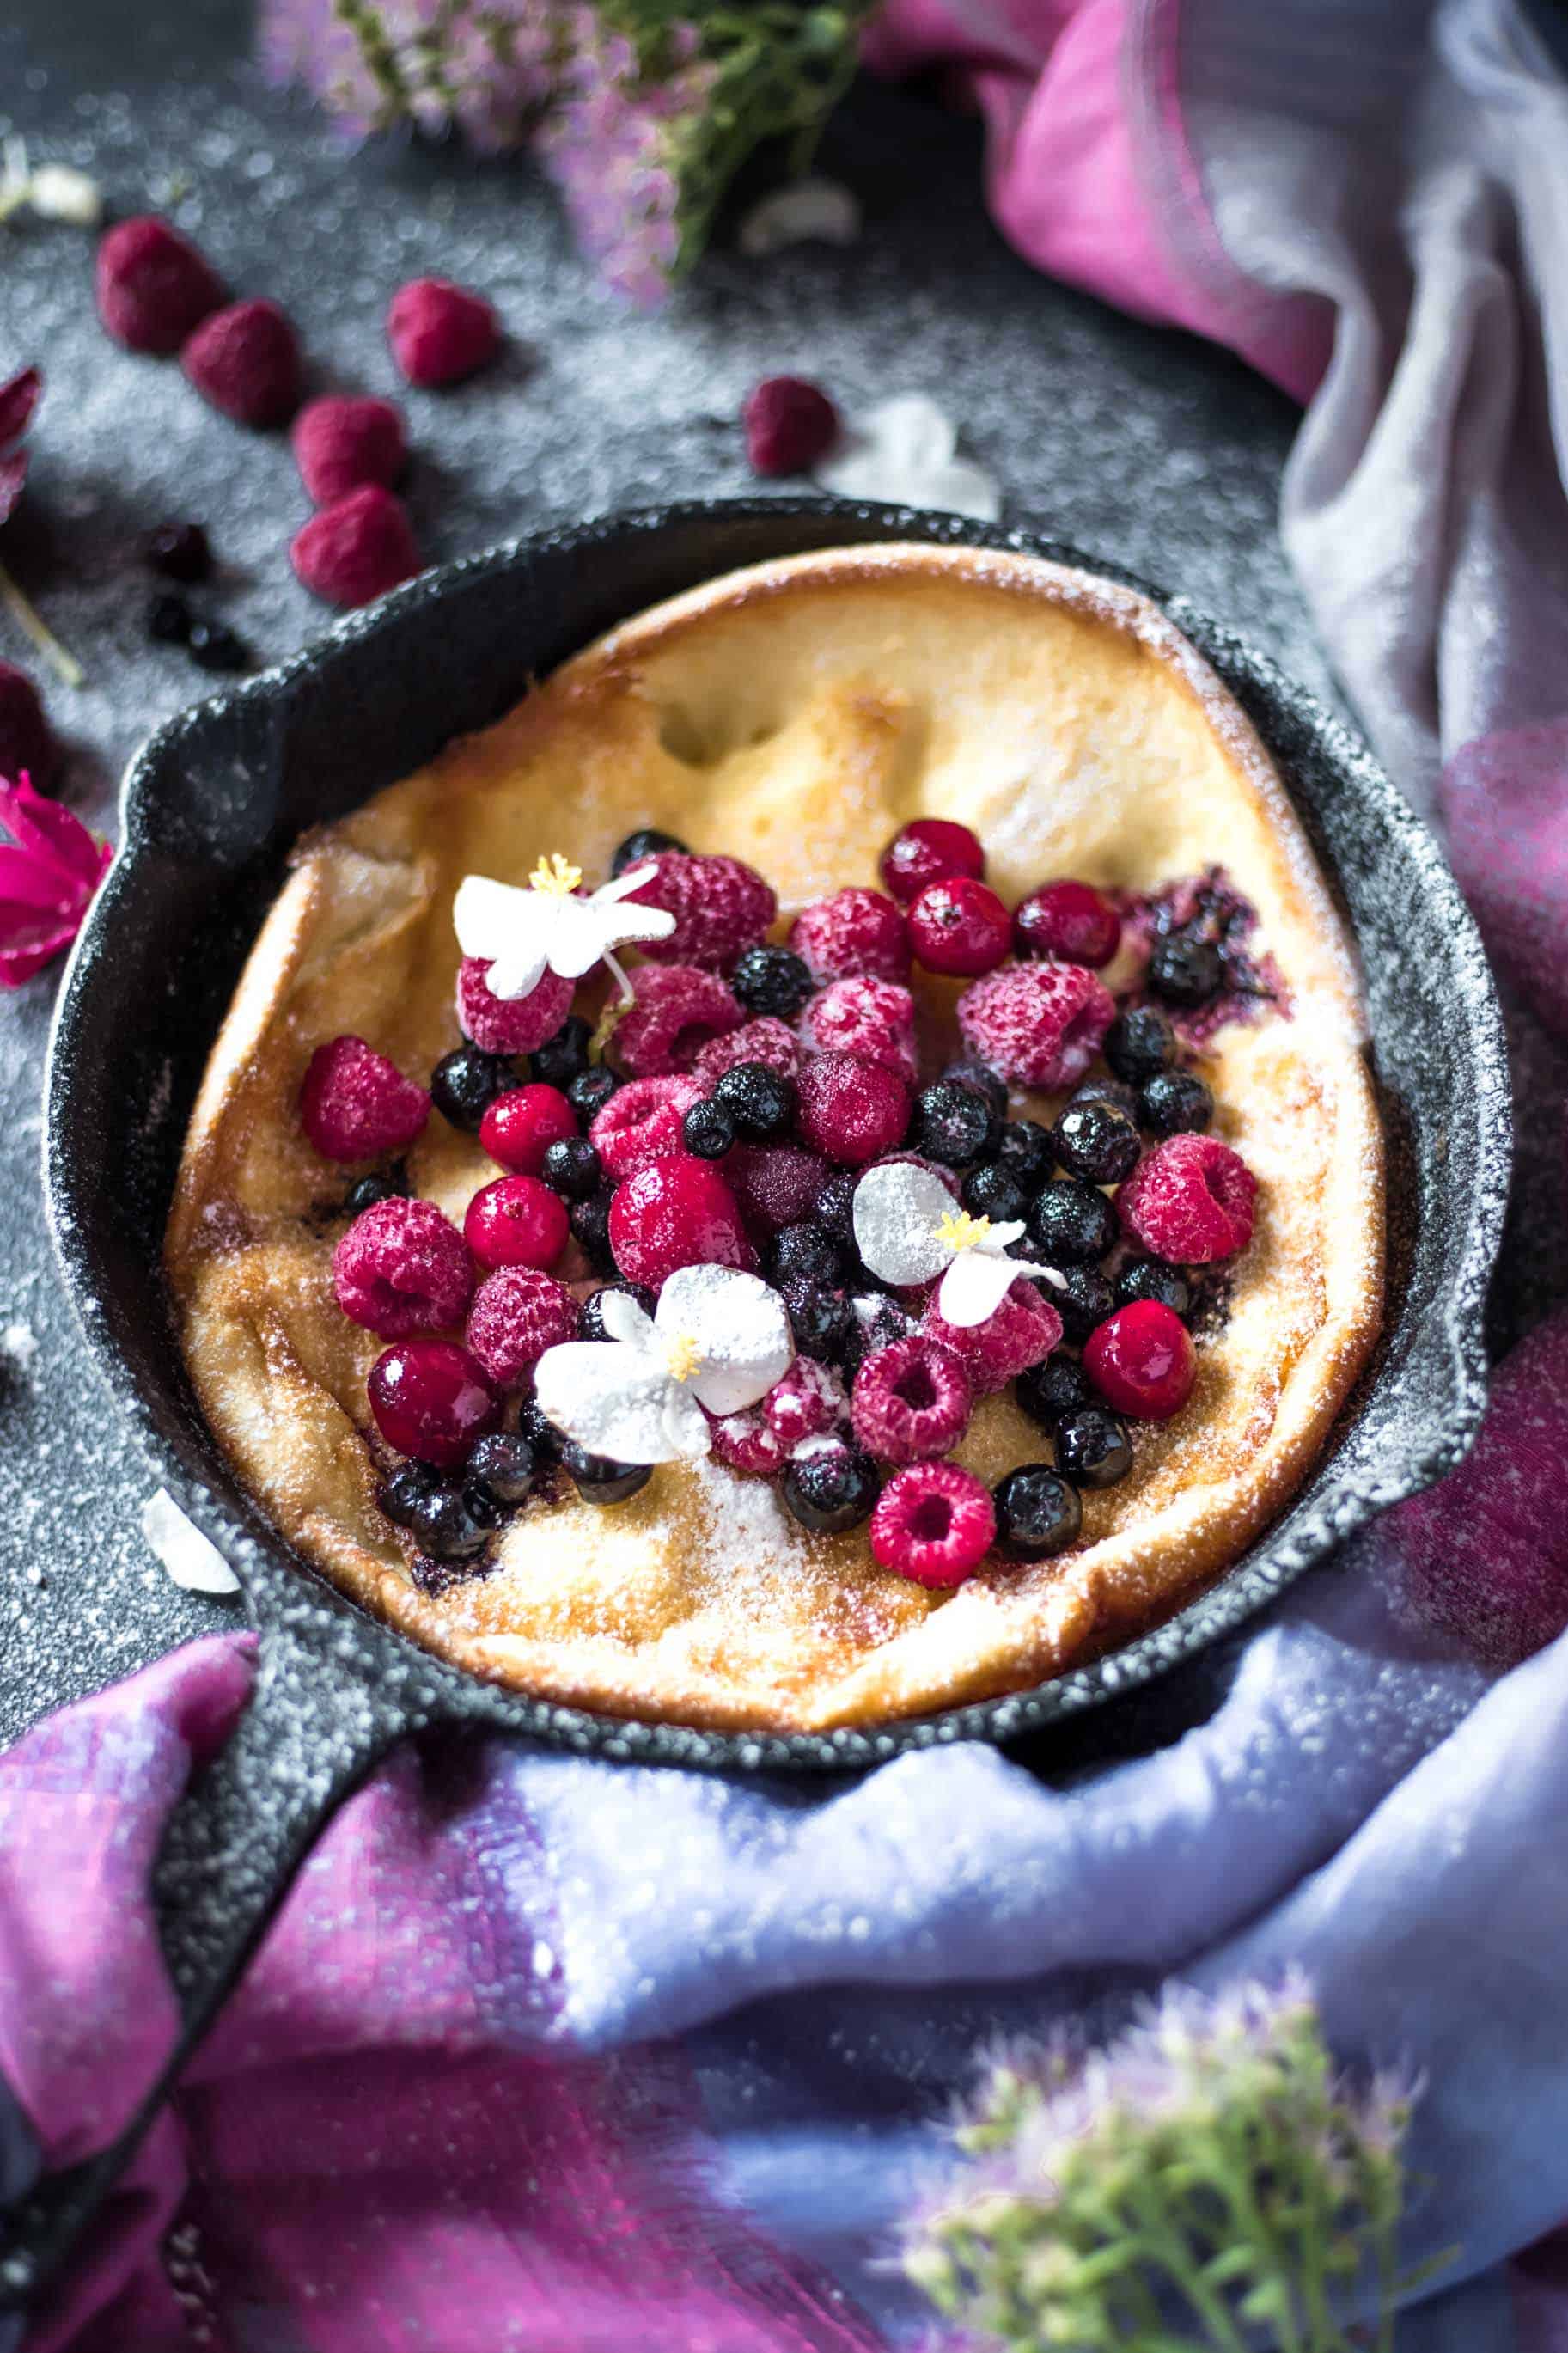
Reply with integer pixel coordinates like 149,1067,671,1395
0,366,42,529
0,772,111,987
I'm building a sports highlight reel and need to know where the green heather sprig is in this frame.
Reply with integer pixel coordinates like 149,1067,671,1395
259,1,876,303
904,1975,1450,2353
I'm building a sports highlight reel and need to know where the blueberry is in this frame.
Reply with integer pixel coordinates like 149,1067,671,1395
732,944,814,1018
1148,935,1223,1008
993,1120,1055,1193
941,1058,1008,1120
561,1441,651,1503
815,1172,857,1238
411,1553,491,1595
530,1016,592,1088
1050,1267,1116,1345
610,827,686,878
187,619,250,674
379,1460,444,1528
540,1135,602,1201
1104,1007,1175,1084
431,1046,514,1132
1114,1258,1193,1318
467,1431,539,1507
516,1400,564,1461
1055,1403,1133,1488
714,1060,796,1143
771,1223,845,1287
681,1099,735,1158
962,1162,1028,1224
1015,1353,1089,1431
781,1445,881,1533
1052,1101,1142,1185
909,1079,998,1170
841,1293,912,1379
570,1191,617,1273
148,591,192,645
567,1066,620,1127
461,1479,511,1531
406,1484,492,1561
145,521,212,583
993,1464,1083,1560
580,1280,657,1342
1139,1070,1212,1136
783,1280,853,1364
343,1161,410,1217
1028,1179,1118,1266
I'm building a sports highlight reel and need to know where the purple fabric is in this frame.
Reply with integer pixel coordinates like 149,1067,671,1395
8,3,1568,2348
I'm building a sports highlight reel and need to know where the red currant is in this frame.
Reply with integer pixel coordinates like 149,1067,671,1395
907,876,1013,977
1083,1301,1196,1421
479,1083,577,1174
879,817,985,905
368,1338,500,1464
464,1174,570,1272
607,1154,756,1288
1013,879,1121,969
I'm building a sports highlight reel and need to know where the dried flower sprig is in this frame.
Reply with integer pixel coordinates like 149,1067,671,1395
259,2,875,304
0,367,84,691
904,1975,1450,2353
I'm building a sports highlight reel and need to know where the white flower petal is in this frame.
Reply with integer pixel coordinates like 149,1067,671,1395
937,1250,1023,1329
662,1384,713,1459
813,394,1000,523
978,1220,1027,1256
918,458,1003,524
658,1264,796,1416
598,1289,656,1348
546,893,619,980
534,1342,680,1464
737,176,861,258
593,864,660,905
27,165,101,225
454,873,558,999
851,1162,957,1288
142,1489,241,1594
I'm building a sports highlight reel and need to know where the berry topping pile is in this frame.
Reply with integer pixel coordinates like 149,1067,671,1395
298,820,1271,1598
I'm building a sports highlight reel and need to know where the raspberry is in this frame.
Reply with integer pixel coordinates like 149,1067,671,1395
627,852,776,970
387,276,501,388
1117,1133,1256,1263
743,376,839,475
607,1154,757,1288
799,976,918,1082
299,1035,430,1161
181,298,302,427
334,1196,472,1337
789,886,910,985
456,958,574,1057
761,1357,850,1452
725,1143,831,1232
613,963,743,1078
368,1338,499,1465
956,961,1115,1091
870,1462,995,1586
922,1280,1062,1396
479,1083,577,1174
290,485,420,608
0,663,59,793
1014,879,1121,968
95,216,223,354
708,1408,789,1476
796,1052,911,1167
589,1074,703,1181
291,394,407,504
851,1336,972,1465
691,1016,802,1091
464,1174,570,1273
466,1266,580,1387
1083,1300,1196,1420
879,818,985,905
907,876,1013,977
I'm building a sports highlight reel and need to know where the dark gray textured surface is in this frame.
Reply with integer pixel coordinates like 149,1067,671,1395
4,0,1334,1745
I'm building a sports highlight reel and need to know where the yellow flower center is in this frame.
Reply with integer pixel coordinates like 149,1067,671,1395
935,1208,992,1255
529,852,583,897
663,1331,703,1383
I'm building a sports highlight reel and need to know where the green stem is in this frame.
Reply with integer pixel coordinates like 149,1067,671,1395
0,559,84,688
1123,2186,1253,2353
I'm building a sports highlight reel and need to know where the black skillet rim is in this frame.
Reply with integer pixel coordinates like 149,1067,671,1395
42,498,1512,1773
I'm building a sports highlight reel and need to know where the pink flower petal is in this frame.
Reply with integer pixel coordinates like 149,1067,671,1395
0,450,27,530
0,368,40,456
0,775,111,895
0,775,110,987
0,851,80,914
0,920,78,986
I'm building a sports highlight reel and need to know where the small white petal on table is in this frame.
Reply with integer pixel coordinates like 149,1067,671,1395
814,394,1002,523
852,1161,956,1288
737,177,862,258
142,1489,241,1594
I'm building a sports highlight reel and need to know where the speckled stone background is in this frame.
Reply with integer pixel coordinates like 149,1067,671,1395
0,0,1426,1746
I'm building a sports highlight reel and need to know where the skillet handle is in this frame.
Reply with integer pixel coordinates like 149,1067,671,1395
0,1616,404,2319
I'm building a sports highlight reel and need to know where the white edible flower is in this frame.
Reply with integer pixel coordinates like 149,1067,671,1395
813,393,1001,523
534,1266,795,1467
453,853,676,1005
851,1159,1063,1329
737,176,861,258
0,141,101,227
142,1488,241,1594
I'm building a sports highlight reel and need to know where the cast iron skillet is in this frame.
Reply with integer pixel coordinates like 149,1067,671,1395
3,499,1510,2313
